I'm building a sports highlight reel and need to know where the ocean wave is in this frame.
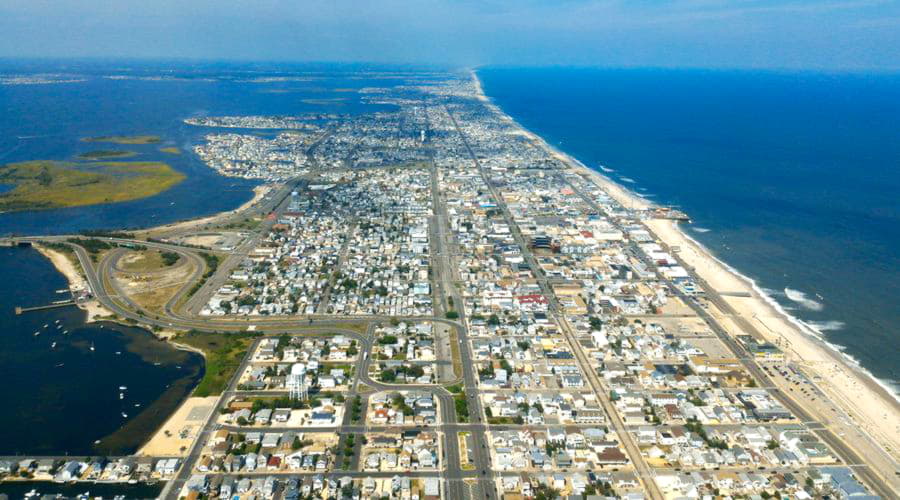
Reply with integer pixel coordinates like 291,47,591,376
478,88,900,401
619,177,636,184
783,288,824,311
805,320,845,332
673,228,900,401
691,227,711,233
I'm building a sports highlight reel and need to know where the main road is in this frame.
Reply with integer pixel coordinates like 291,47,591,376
444,105,664,500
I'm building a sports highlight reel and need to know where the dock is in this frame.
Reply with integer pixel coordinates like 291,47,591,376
14,300,76,315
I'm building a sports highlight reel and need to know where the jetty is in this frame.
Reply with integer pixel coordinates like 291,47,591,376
15,300,76,315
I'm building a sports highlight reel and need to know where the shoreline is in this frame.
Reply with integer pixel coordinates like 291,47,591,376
136,183,273,235
470,69,900,458
33,244,110,322
33,243,211,457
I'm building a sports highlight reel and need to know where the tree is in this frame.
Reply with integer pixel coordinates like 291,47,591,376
533,483,560,500
380,369,396,382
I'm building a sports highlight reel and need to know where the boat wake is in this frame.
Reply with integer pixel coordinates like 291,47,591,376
783,288,824,311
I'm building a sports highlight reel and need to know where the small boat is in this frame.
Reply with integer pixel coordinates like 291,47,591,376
63,330,68,334
55,319,61,323
94,440,101,444
153,362,161,366
55,363,65,367
115,351,122,355
51,342,57,349
119,393,124,400
119,385,127,390
90,343,95,352
34,331,40,336
43,324,48,328
121,412,128,418
134,403,141,407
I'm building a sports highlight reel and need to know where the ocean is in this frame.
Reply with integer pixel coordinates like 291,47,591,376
478,67,900,395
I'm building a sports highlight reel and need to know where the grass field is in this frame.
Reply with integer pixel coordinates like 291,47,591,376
118,249,167,272
82,134,162,144
77,150,138,160
0,160,185,212
177,330,259,397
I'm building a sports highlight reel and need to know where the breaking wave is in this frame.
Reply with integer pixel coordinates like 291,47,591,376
783,288,824,311
619,177,636,184
805,320,845,332
598,165,615,173
691,227,711,233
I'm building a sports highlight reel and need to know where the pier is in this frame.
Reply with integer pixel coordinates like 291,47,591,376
650,206,691,222
14,300,76,315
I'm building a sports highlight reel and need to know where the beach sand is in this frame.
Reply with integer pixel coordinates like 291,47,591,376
34,244,111,322
468,72,900,466
138,184,273,235
137,396,218,457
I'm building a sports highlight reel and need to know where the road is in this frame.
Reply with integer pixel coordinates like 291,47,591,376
444,105,662,500
562,170,900,499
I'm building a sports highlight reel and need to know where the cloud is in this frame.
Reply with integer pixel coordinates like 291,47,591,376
0,0,898,70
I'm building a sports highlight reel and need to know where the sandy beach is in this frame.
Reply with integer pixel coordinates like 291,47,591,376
138,184,273,235
469,72,900,465
646,218,900,451
137,396,218,457
34,244,110,322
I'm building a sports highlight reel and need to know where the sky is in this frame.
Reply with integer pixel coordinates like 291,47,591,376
1,0,899,70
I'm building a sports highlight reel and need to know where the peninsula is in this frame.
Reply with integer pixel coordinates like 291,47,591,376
3,70,897,500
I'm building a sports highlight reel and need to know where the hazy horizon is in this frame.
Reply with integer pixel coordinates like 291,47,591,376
1,0,899,71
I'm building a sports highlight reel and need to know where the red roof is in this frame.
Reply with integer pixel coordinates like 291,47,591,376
516,294,548,304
